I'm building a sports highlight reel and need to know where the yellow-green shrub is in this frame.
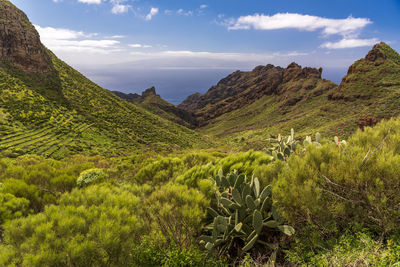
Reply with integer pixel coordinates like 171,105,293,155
0,184,143,266
76,168,107,187
272,118,400,243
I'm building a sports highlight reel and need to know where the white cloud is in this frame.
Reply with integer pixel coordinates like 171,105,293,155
145,7,159,20
111,4,130,14
127,50,309,66
34,25,120,54
110,35,125,39
321,38,378,49
78,0,102,4
35,25,89,40
177,8,193,16
200,4,208,9
228,13,372,38
129,43,152,48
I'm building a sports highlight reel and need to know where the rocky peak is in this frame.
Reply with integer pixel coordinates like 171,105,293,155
141,86,158,98
0,1,51,73
283,62,322,83
345,42,399,76
365,42,387,63
287,62,301,69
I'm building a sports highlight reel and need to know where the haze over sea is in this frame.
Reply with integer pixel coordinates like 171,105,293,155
80,66,347,105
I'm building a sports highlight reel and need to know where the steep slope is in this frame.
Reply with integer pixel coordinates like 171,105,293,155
0,1,204,158
179,63,336,127
112,87,198,128
180,43,400,147
329,42,400,125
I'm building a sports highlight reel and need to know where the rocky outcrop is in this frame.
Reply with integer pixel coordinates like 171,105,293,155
111,91,141,102
0,1,51,73
113,87,161,104
178,92,202,112
112,87,198,128
365,42,387,64
179,62,335,126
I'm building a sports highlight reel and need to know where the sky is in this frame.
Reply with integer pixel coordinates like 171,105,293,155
9,0,400,104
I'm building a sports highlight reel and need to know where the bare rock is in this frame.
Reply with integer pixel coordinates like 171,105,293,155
0,1,51,73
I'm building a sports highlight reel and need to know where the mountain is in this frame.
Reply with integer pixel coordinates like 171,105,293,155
0,0,204,158
179,42,400,145
179,63,336,127
112,87,198,128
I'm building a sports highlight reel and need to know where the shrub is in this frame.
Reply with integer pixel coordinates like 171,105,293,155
144,184,210,250
134,157,184,185
175,151,273,194
286,230,400,266
0,154,95,213
272,117,400,251
76,168,107,187
0,184,144,266
0,193,30,225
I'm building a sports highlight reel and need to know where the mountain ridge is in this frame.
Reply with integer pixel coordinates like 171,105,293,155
0,1,204,158
179,62,336,127
112,87,198,128
176,41,400,146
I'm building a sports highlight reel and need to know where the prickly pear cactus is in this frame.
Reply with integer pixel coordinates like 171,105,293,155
266,128,300,161
266,129,330,161
200,170,294,257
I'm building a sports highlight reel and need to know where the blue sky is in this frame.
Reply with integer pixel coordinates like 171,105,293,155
9,0,400,104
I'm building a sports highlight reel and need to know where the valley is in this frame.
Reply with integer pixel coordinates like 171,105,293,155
1,0,400,266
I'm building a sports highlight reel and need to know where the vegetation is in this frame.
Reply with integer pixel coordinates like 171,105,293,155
199,43,400,149
2,115,400,265
1,4,400,264
201,170,294,263
0,53,205,159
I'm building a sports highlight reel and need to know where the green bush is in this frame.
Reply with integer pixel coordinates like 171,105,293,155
0,192,30,225
0,154,94,213
286,230,400,266
144,184,210,250
134,157,184,185
0,182,217,266
0,184,143,266
76,168,107,187
272,117,400,250
175,151,273,194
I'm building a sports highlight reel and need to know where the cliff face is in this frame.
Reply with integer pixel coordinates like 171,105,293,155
0,1,51,73
179,63,335,126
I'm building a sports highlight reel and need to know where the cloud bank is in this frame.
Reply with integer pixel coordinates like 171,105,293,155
227,13,377,49
35,25,121,54
321,38,379,49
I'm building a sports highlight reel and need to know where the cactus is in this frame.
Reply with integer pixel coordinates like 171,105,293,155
266,129,332,161
303,132,322,147
265,128,300,161
200,170,294,257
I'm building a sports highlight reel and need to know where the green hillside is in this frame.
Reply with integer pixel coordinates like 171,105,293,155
0,55,205,158
196,42,400,148
0,1,204,158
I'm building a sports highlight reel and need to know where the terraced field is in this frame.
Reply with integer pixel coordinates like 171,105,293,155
0,111,93,158
0,55,205,158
